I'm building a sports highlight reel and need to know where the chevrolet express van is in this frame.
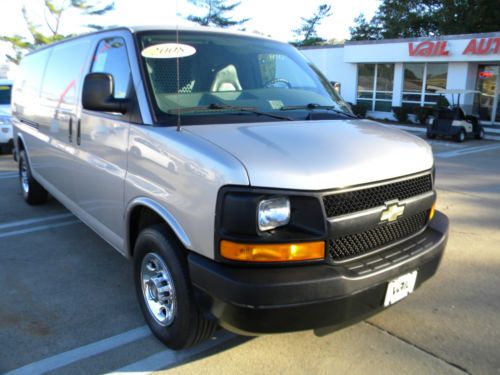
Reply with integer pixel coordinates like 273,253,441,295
12,26,449,350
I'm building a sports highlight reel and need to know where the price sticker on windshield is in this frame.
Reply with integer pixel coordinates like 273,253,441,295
141,43,196,59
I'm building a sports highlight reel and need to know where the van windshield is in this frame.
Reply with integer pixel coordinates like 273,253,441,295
0,84,12,105
137,31,353,125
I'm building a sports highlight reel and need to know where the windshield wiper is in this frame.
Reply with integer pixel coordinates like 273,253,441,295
280,103,358,119
167,103,293,121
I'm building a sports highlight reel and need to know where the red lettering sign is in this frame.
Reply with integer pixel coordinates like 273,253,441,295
463,37,500,55
409,41,449,57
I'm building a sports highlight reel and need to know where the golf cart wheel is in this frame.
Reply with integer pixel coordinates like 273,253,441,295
455,129,466,143
475,128,485,140
133,224,217,350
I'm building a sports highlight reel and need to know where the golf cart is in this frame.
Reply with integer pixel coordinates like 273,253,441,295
426,89,485,142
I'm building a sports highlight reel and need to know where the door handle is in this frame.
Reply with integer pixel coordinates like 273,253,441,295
69,117,73,143
77,119,81,145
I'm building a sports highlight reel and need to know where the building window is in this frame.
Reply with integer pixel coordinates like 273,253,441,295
357,63,394,112
403,63,447,107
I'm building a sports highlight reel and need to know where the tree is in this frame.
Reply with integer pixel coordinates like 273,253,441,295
350,0,500,41
186,0,249,28
292,4,332,47
0,0,114,64
349,14,381,41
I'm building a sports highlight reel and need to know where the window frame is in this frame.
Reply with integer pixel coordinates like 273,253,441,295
402,63,448,107
356,63,394,112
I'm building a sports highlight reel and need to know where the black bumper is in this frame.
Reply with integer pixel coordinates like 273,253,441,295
188,211,449,335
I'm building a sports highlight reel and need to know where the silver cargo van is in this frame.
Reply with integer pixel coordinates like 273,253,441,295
12,26,449,350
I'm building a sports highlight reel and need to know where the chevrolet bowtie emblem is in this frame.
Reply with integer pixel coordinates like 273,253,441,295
380,203,405,222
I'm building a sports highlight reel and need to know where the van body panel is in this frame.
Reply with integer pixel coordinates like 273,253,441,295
125,125,249,258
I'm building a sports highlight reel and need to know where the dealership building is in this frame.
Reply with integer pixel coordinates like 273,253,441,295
301,32,500,138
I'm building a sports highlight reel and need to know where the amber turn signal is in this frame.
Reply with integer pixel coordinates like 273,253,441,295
220,240,325,262
429,202,436,221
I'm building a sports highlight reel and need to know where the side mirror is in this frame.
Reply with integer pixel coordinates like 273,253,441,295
82,73,128,114
330,81,341,95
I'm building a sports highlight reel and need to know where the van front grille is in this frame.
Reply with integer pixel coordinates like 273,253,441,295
328,211,429,261
323,174,432,218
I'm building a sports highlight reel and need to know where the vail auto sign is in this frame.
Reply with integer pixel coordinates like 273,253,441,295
408,37,500,57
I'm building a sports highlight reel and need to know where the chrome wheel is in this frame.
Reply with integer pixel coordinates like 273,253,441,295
20,158,29,195
141,253,177,326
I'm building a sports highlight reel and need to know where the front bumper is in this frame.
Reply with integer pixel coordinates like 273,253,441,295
188,211,449,335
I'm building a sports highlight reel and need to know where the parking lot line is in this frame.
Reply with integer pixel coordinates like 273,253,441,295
109,330,236,375
435,144,500,158
0,213,74,230
0,220,81,239
4,326,151,375
0,172,17,180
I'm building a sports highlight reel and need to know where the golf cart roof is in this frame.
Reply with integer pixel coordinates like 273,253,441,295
435,89,480,95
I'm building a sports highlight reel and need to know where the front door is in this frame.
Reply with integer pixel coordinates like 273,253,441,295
476,65,500,125
73,36,133,250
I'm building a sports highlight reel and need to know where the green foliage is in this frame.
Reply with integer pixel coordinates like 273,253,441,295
350,0,500,40
187,0,249,28
436,95,450,108
1,0,114,64
293,4,332,47
392,106,410,122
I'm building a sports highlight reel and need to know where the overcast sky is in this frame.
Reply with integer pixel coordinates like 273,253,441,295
0,0,380,58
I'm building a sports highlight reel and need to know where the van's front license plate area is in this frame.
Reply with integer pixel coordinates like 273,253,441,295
384,271,418,307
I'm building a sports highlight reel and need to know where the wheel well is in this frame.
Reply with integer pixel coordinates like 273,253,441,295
17,137,25,151
128,205,184,258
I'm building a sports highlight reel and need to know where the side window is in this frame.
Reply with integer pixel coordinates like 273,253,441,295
91,37,131,99
42,40,92,110
258,53,316,88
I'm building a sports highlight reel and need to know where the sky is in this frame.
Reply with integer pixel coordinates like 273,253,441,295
0,0,380,60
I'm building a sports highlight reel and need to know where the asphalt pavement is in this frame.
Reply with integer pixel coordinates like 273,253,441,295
0,133,499,375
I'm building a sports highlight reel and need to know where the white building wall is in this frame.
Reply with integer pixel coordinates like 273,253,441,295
302,47,358,104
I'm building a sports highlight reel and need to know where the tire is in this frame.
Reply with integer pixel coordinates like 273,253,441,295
455,129,466,143
475,128,485,140
133,225,217,350
426,131,435,139
18,150,48,205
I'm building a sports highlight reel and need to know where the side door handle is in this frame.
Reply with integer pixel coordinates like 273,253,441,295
77,119,81,146
68,117,73,143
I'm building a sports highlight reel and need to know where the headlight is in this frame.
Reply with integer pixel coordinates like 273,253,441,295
258,196,290,231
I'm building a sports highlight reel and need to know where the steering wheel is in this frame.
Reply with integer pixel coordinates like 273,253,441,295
264,78,292,89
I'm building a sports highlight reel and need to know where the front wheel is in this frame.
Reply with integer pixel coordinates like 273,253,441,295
455,129,466,143
133,225,217,350
18,150,48,205
475,128,485,140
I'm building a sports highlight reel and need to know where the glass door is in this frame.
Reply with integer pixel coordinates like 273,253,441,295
476,65,499,124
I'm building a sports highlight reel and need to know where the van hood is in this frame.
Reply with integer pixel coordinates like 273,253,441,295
185,119,433,190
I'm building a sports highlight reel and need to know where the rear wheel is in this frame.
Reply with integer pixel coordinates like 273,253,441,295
18,150,48,205
455,129,466,143
133,225,217,349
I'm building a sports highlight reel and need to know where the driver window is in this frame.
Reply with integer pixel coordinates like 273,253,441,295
258,53,315,88
91,37,131,99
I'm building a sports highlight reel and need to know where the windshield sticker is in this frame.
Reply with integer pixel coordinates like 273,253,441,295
141,43,196,59
269,100,284,109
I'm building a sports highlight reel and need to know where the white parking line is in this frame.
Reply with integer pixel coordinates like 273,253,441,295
435,144,500,158
110,330,236,375
0,172,17,180
0,220,81,239
0,213,74,230
4,326,151,375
